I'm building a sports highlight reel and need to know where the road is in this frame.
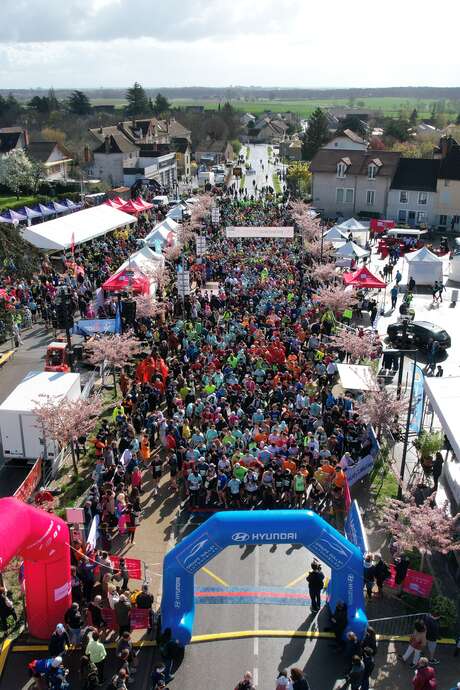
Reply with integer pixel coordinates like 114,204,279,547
240,143,285,197
170,514,343,690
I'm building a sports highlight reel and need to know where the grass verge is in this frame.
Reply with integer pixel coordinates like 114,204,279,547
272,173,281,194
240,175,246,190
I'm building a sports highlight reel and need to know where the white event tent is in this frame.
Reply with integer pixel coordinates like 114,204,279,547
116,245,164,274
336,218,368,232
404,246,443,285
335,241,369,259
323,226,348,244
21,205,137,252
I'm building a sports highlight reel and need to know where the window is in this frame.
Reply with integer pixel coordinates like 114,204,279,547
337,162,346,178
366,190,375,206
399,191,408,203
345,188,354,203
417,212,427,224
368,164,377,179
398,210,407,223
336,188,344,203
418,192,428,205
439,214,447,225
336,188,354,204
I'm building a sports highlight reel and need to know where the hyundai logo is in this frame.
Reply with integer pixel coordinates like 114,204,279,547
231,532,250,542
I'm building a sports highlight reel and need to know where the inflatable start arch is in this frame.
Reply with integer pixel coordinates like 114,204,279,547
161,510,367,645
0,497,71,638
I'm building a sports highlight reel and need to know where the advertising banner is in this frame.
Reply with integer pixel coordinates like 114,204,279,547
409,364,425,434
14,458,42,502
110,555,143,580
386,564,433,598
344,500,369,554
226,226,294,238
345,455,374,487
130,608,151,629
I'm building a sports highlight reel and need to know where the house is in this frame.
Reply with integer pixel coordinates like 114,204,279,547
433,136,460,231
26,141,73,180
387,158,440,227
195,139,234,165
0,127,28,157
89,117,191,148
241,112,256,127
323,129,368,151
171,137,192,181
279,137,302,161
310,147,400,219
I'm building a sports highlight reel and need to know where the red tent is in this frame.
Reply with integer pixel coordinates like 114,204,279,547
370,218,395,233
102,267,150,294
105,199,123,209
112,196,127,207
119,199,144,214
343,265,387,289
134,196,154,210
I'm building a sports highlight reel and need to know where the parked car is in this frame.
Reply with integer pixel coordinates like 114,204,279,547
386,321,451,350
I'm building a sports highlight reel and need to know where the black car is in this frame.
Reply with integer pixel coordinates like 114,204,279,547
387,320,451,350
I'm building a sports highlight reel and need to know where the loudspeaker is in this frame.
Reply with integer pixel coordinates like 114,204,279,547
121,299,137,325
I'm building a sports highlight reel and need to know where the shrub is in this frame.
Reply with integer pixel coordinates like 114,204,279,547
431,595,457,633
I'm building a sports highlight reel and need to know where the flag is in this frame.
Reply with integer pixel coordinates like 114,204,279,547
343,476,352,513
70,232,75,256
114,303,122,334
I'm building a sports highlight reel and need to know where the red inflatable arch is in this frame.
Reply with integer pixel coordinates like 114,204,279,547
0,497,71,638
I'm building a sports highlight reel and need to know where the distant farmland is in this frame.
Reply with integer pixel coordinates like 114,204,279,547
90,96,454,118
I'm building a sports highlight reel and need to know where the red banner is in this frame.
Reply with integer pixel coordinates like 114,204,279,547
130,608,151,630
387,564,434,598
109,555,142,580
370,218,395,233
14,458,42,502
101,607,117,630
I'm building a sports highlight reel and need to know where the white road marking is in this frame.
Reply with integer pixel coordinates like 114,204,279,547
254,544,260,667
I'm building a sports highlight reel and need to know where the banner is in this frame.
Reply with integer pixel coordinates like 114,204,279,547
386,564,433,598
73,319,117,336
130,608,151,629
110,555,143,580
409,364,425,434
101,607,117,630
86,515,99,552
344,454,374,487
344,500,369,554
226,226,294,238
14,458,42,502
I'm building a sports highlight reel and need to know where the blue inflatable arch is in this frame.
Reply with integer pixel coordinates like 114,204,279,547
161,510,367,644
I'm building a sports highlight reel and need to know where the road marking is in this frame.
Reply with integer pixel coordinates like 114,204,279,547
201,566,230,587
285,570,309,588
0,637,12,679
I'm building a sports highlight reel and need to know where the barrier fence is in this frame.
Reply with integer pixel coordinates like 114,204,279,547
368,612,429,637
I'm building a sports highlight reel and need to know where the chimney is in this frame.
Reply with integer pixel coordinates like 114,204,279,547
23,128,29,146
104,135,110,154
99,126,103,133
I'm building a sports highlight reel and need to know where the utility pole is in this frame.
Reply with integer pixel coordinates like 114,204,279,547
397,352,418,500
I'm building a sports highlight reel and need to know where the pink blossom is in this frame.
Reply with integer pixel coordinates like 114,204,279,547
134,295,163,319
316,285,358,313
355,383,408,437
311,263,338,284
330,329,381,362
84,333,142,369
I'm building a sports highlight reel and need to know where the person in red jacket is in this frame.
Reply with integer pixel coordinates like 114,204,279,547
412,657,437,690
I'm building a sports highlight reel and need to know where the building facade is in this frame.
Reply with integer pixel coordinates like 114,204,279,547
387,158,439,227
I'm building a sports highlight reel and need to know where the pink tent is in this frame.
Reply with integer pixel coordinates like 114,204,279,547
119,199,144,215
343,265,387,289
112,196,127,207
102,267,150,294
105,199,123,209
134,196,154,210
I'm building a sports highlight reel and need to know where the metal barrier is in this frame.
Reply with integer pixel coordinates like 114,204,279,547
368,612,428,637
81,370,98,399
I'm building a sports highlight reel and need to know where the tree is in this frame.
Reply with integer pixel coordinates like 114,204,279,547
125,82,150,118
41,127,67,147
220,101,240,139
338,115,367,139
329,329,381,363
84,333,142,396
381,496,460,571
134,294,163,319
29,159,46,194
286,161,311,197
311,263,338,284
0,94,22,125
302,108,330,160
47,87,60,112
163,245,182,263
0,149,34,198
304,238,334,259
409,108,418,125
385,118,411,142
28,95,51,114
153,92,171,117
68,90,92,116
33,394,103,475
355,380,408,439
316,285,357,313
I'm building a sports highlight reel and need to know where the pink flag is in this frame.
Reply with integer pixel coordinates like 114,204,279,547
344,476,352,513
70,232,75,255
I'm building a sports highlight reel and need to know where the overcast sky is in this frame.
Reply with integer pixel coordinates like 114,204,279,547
1,0,459,89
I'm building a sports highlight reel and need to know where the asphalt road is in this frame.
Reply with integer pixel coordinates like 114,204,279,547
240,143,284,197
170,513,348,690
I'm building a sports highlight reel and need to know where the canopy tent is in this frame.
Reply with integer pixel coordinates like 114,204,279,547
336,218,368,232
404,246,443,285
323,226,348,243
48,200,69,214
112,196,127,207
105,198,123,209
343,265,386,289
167,205,186,221
424,376,460,505
115,245,164,274
102,267,150,295
145,227,177,248
64,198,81,210
37,203,55,217
0,208,27,223
22,206,43,220
119,199,144,214
159,217,179,234
21,205,137,252
335,241,369,259
337,364,378,392
133,196,154,211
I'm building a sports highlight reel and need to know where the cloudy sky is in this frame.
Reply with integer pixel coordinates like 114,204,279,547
1,0,458,89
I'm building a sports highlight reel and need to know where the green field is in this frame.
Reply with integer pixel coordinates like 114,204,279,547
90,96,449,118
0,195,40,211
